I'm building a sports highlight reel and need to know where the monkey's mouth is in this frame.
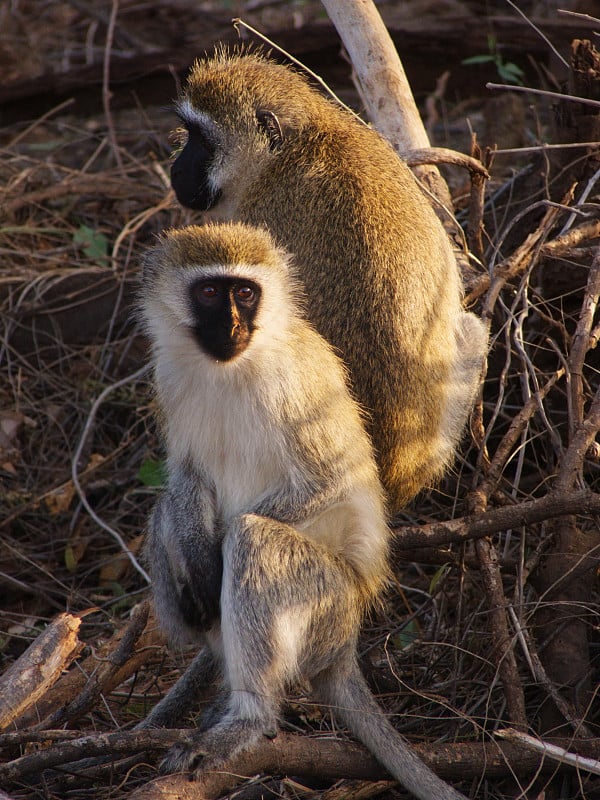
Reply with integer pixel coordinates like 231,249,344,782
173,179,222,212
190,326,252,362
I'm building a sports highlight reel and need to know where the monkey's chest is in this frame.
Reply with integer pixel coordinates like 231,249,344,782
168,388,287,515
208,442,283,516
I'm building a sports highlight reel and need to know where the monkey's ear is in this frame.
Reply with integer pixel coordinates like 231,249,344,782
256,109,284,152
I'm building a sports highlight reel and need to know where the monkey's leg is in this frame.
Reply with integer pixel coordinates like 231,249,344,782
434,311,487,472
160,512,360,776
137,647,219,729
313,660,469,800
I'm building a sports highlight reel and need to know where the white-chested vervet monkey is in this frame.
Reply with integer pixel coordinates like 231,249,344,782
139,223,468,800
170,48,488,515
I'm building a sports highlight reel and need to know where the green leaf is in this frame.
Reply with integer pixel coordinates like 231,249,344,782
73,225,109,262
64,544,78,572
392,619,420,651
137,458,167,488
429,563,451,594
498,61,525,84
462,54,496,66
27,140,62,152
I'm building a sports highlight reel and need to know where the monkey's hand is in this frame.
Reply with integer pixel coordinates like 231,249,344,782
147,479,223,637
160,718,277,776
176,540,223,631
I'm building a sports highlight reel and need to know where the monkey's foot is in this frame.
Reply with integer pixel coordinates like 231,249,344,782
160,719,276,776
159,738,209,775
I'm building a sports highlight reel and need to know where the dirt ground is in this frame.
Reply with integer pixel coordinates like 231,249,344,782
1,2,600,799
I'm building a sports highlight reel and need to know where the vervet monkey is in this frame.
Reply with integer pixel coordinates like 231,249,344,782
170,48,488,514
139,223,467,800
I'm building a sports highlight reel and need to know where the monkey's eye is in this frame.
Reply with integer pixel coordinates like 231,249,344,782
192,282,220,304
236,286,255,303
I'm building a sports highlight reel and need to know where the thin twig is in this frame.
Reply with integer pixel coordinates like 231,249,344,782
232,18,362,122
504,0,569,69
102,0,124,173
474,368,565,504
72,364,151,584
566,247,600,438
487,82,600,110
496,728,600,776
508,607,593,737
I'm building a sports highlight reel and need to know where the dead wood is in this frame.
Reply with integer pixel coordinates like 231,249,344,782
31,601,150,730
11,608,164,731
125,734,600,800
531,516,597,737
4,728,598,796
475,536,527,729
320,0,431,155
404,146,490,178
528,248,600,738
393,489,600,549
0,729,190,784
0,612,83,731
466,136,493,266
553,39,600,185
320,0,463,269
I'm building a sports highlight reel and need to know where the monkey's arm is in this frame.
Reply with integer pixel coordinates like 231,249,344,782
145,463,222,640
248,463,344,525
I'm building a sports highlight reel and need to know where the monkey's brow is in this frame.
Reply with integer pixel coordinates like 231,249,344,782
173,99,213,127
173,108,193,127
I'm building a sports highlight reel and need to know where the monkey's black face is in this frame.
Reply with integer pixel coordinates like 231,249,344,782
171,120,221,210
188,277,261,361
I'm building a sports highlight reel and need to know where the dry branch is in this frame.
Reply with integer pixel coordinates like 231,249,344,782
0,613,83,731
0,729,190,784
33,601,150,730
566,247,600,439
12,612,163,731
393,489,600,549
124,733,600,800
540,218,600,258
320,0,429,152
497,728,600,776
508,608,593,736
319,0,453,212
474,192,575,310
404,146,490,178
475,536,527,728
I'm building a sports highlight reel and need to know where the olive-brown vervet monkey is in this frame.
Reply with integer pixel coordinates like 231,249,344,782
139,223,468,800
170,48,488,514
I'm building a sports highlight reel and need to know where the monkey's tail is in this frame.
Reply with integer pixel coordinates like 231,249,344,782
319,662,469,800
